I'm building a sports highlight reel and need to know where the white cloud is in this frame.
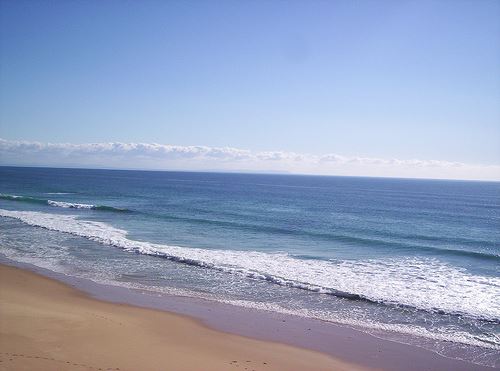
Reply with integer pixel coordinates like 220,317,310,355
0,138,499,181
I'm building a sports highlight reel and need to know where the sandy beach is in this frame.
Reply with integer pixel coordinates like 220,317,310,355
0,264,370,371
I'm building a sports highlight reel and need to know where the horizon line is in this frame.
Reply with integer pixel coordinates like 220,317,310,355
1,164,498,184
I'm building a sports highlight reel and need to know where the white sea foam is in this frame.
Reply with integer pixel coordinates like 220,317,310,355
47,200,95,209
220,299,500,353
1,194,126,212
1,209,499,324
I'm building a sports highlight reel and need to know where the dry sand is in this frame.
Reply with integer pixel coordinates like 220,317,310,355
0,264,371,371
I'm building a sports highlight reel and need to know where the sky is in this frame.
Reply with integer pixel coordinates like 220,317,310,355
0,0,499,180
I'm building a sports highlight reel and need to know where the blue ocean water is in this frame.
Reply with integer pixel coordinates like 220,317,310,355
1,166,499,366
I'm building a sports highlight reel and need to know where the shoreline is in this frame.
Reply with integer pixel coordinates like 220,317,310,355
0,258,495,370
0,263,363,371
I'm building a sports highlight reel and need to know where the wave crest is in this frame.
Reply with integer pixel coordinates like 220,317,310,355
47,200,94,209
0,194,129,212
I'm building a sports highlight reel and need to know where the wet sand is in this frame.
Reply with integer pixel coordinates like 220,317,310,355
0,264,369,371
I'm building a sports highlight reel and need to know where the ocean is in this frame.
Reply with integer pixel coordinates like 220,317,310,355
0,166,499,367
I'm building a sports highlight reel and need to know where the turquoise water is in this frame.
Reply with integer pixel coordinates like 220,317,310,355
1,166,499,366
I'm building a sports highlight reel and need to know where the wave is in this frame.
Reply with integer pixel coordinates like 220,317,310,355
152,213,500,261
0,194,48,205
4,193,495,261
0,194,129,212
47,200,128,212
1,208,499,323
47,200,95,209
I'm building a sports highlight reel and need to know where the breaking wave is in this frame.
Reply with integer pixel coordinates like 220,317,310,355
0,194,129,212
1,208,499,326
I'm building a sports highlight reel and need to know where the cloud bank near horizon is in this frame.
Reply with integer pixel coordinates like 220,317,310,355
1,138,499,181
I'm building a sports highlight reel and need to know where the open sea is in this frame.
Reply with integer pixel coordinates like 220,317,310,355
1,166,499,367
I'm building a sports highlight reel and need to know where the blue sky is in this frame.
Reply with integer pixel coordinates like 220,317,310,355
0,0,499,179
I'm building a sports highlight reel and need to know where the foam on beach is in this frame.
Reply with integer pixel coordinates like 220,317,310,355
1,208,498,325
